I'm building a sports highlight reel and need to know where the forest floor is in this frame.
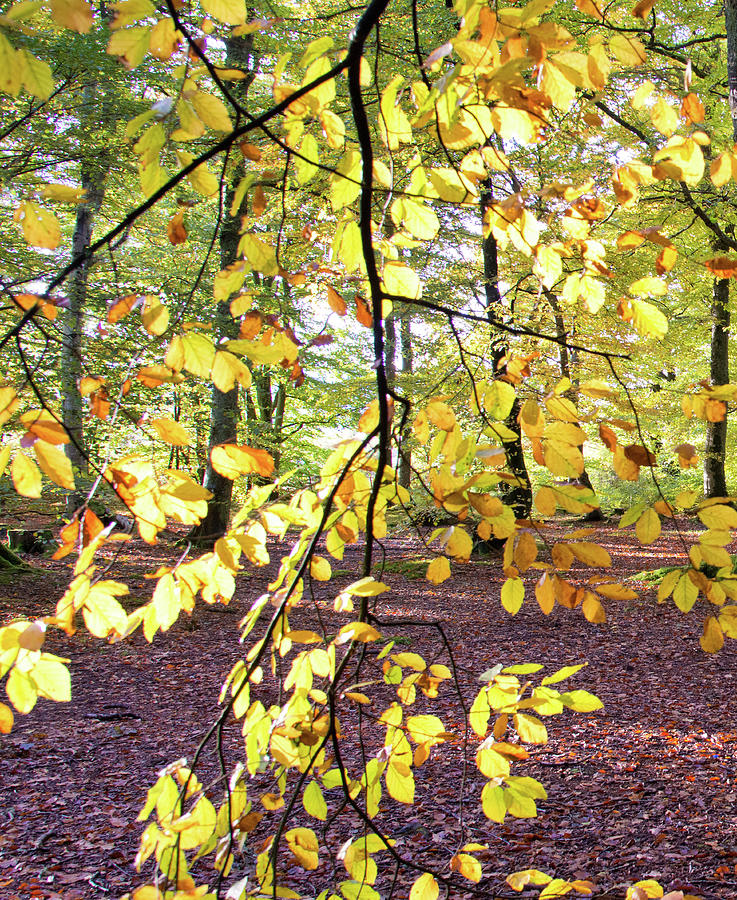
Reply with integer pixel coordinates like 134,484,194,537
2,513,737,900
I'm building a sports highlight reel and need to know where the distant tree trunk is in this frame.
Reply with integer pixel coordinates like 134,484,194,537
704,272,730,497
703,3,737,497
482,193,531,518
61,125,106,517
398,310,413,490
546,291,602,519
189,34,254,545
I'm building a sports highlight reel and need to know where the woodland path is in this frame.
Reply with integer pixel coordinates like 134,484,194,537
2,517,737,900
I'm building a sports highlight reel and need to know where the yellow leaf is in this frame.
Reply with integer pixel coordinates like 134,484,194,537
514,712,547,744
426,556,451,585
6,668,37,713
426,399,455,431
34,440,74,489
50,0,93,32
536,572,556,615
170,795,216,849
21,410,69,444
701,616,724,653
698,504,737,530
501,577,525,615
200,0,245,24
335,622,381,644
619,297,668,340
150,417,192,446
0,701,14,733
535,486,557,517
302,780,327,821
507,869,553,892
582,592,606,624
383,260,422,299
141,297,169,335
635,507,661,545
181,332,215,378
310,556,332,581
211,351,252,393
446,526,472,561
107,25,151,67
410,872,439,900
569,542,612,567
32,656,71,702
650,97,679,137
609,33,646,66
673,572,699,613
629,276,668,297
11,452,42,498
17,201,61,249
385,760,415,803
450,853,482,884
211,444,275,479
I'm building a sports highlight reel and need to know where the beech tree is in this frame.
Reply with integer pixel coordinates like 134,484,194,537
6,1,737,899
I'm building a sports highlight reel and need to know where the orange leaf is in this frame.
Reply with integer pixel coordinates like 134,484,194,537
624,444,657,466
599,424,618,451
211,444,275,479
167,210,187,245
240,141,262,161
327,286,347,316
108,294,139,323
240,311,263,339
704,257,737,279
632,0,656,19
12,293,58,321
252,185,267,217
90,388,111,420
681,92,705,123
355,295,372,328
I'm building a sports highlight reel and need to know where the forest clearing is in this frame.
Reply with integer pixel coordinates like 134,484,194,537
6,0,737,899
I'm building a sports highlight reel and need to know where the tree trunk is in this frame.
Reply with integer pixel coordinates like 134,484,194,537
189,34,255,545
482,196,531,518
398,310,413,489
546,291,602,519
704,273,730,497
704,4,737,497
61,130,106,517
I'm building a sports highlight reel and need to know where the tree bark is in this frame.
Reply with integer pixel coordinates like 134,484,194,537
704,273,730,497
546,291,602,519
61,94,106,517
189,34,255,545
703,5,737,497
398,310,413,489
482,196,531,518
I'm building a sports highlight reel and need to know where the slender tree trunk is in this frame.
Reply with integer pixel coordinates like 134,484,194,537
61,131,106,516
704,273,730,497
189,34,254,544
398,310,413,489
703,5,737,497
482,193,531,518
189,205,242,544
546,291,602,518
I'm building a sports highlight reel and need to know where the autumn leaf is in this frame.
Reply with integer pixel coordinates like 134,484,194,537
167,210,187,245
704,256,737,278
211,444,275,479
